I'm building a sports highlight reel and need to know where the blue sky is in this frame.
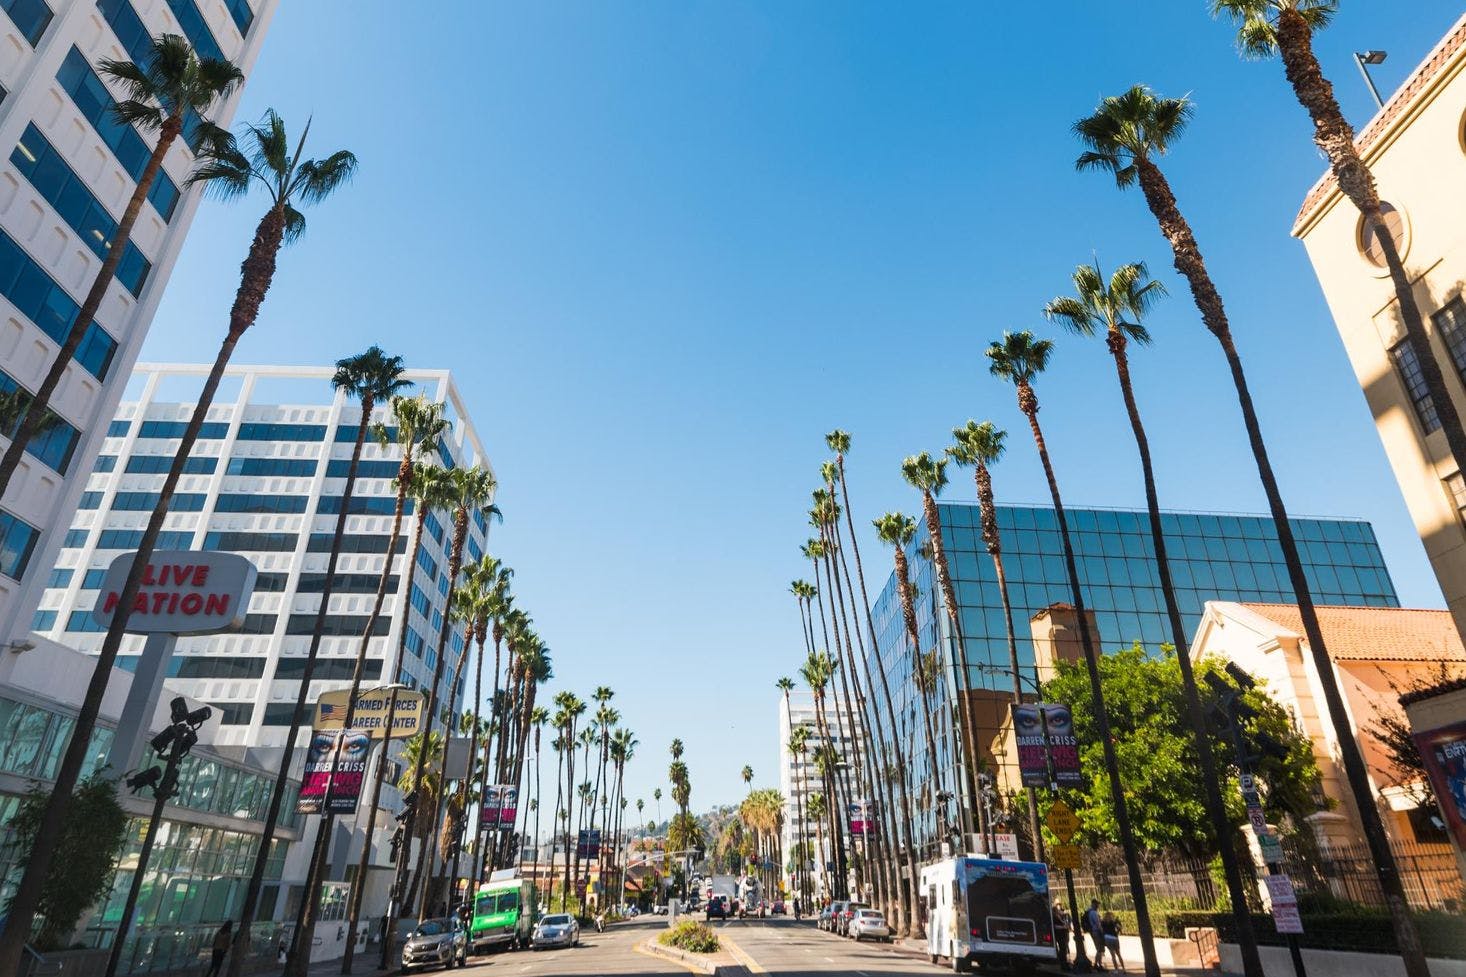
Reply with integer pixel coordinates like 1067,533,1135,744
142,1,1462,813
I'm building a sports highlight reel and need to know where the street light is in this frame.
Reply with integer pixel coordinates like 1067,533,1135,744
1354,50,1388,108
105,698,211,977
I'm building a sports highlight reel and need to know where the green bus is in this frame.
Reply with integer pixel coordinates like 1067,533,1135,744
470,877,536,953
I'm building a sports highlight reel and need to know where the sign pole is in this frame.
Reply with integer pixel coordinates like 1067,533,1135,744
1042,705,1090,973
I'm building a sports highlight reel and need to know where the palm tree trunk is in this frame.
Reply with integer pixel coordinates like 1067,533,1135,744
341,448,415,974
288,393,379,976
894,545,947,851
1017,387,1159,977
0,118,182,502
450,629,486,895
814,551,859,900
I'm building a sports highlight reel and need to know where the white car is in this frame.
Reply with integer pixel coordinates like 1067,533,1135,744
532,913,580,950
652,905,669,916
849,908,892,942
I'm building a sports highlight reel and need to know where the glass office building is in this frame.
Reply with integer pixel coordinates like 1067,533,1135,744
867,502,1398,852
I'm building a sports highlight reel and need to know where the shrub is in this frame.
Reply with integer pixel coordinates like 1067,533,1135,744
659,920,720,954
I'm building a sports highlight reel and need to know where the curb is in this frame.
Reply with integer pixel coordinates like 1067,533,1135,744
637,937,721,975
716,931,765,974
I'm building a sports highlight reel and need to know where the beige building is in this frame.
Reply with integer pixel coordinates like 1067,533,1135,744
1191,602,1466,853
1294,13,1466,640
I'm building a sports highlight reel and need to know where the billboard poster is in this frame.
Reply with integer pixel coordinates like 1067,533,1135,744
1010,702,1082,788
846,799,875,836
296,728,371,815
1042,703,1082,787
1011,704,1050,787
480,785,520,828
1413,719,1466,850
577,829,601,859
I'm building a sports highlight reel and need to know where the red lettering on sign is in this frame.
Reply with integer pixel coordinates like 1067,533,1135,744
132,593,148,613
195,565,209,586
152,592,169,614
204,594,230,616
180,593,203,615
102,592,119,613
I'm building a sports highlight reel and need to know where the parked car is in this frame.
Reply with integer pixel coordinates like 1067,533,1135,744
836,901,870,936
531,913,580,950
705,894,730,920
772,900,786,916
401,917,468,972
849,908,892,942
652,904,670,916
821,901,846,931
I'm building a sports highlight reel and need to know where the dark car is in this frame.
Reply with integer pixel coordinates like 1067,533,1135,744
772,900,786,915
821,901,846,932
705,894,730,920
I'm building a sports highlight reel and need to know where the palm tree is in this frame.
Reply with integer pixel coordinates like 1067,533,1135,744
529,706,550,878
987,331,1158,976
341,394,449,972
900,452,981,842
787,725,811,902
800,650,847,900
1210,9,1433,967
555,693,587,911
499,625,552,871
947,420,1043,856
288,347,409,974
654,788,663,827
806,791,828,900
1,111,356,977
446,558,496,893
413,466,498,918
0,35,242,502
742,765,754,794
1043,258,1265,955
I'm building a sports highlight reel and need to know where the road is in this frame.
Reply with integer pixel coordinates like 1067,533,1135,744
436,916,940,976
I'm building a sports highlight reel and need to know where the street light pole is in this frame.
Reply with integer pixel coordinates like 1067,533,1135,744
1353,51,1387,109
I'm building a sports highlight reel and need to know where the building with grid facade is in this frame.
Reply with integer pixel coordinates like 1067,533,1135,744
867,501,1399,854
778,689,862,900
0,0,277,643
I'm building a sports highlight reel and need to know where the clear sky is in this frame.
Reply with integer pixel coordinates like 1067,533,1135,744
141,1,1462,815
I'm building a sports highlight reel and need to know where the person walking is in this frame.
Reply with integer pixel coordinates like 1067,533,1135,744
1102,911,1125,972
1083,899,1106,970
207,921,233,977
1052,900,1071,971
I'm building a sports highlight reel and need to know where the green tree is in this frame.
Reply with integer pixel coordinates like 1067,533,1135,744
0,35,241,500
2,774,127,951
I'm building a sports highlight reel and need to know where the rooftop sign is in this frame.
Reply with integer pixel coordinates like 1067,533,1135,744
92,551,257,636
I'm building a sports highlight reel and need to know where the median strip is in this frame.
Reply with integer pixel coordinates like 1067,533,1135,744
717,931,766,974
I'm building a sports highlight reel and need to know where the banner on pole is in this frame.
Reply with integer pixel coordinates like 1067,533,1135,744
577,829,601,859
846,799,875,836
1010,702,1081,787
1413,719,1466,850
296,728,371,815
480,785,519,828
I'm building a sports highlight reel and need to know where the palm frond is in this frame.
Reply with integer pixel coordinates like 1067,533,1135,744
292,150,359,205
1043,295,1095,336
110,99,165,132
245,110,291,186
281,203,306,245
188,135,253,198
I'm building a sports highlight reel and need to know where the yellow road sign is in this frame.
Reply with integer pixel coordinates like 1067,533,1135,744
314,688,425,740
1051,843,1082,871
1046,800,1080,841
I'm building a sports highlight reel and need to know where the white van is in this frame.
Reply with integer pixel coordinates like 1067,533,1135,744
920,857,1057,974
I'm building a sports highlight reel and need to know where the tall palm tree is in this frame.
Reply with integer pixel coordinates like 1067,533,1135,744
530,706,550,874
0,35,242,501
342,395,449,972
742,765,754,794
1,110,357,977
501,626,552,870
446,558,496,893
947,420,1043,856
1044,258,1264,956
654,788,663,827
413,466,497,918
806,791,828,900
556,693,587,911
1210,8,1433,966
987,331,1158,977
287,347,409,975
787,724,811,902
800,650,847,900
900,453,981,842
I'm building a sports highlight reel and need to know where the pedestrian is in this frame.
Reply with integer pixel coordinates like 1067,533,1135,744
1102,912,1124,972
1083,899,1106,970
1052,900,1071,971
206,921,232,977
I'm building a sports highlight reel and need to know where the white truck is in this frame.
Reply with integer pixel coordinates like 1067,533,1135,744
920,857,1057,974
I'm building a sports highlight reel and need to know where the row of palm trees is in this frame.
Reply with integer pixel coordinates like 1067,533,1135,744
772,6,1435,977
737,782,786,903
0,29,370,976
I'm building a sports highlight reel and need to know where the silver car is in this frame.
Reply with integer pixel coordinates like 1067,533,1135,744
401,917,467,971
849,908,892,942
532,913,581,950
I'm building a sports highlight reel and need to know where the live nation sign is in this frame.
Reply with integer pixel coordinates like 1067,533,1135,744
91,551,257,635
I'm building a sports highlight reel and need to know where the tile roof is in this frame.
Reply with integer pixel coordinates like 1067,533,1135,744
1292,13,1466,235
1235,603,1465,663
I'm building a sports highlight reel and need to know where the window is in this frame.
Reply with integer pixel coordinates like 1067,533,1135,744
0,369,80,473
82,569,105,589
1358,203,1405,268
137,420,229,439
284,615,391,637
78,491,102,509
338,425,395,443
208,702,254,725
56,49,180,221
273,658,384,681
0,229,117,380
317,495,403,516
235,423,327,442
437,440,456,470
95,0,209,151
416,548,437,579
224,0,252,34
405,627,424,656
1432,297,1466,383
326,459,401,479
111,491,205,512
253,572,289,592
96,529,192,549
409,584,431,617
163,0,225,61
1391,340,1440,433
12,125,152,296
93,454,117,472
2,0,52,46
467,538,482,562
126,455,217,475
306,534,405,554
63,529,88,548
214,494,309,514
0,510,38,580
66,609,105,632
295,573,398,594
225,457,316,477
46,568,71,588
424,513,444,546
236,613,277,634
30,609,56,631
107,421,130,438
1445,472,1466,527
202,532,298,552
262,703,300,726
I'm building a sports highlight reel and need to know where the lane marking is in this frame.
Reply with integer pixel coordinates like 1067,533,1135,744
718,931,767,974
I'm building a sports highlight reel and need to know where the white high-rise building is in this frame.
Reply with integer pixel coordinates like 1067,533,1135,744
34,362,491,755
778,689,862,901
0,0,276,640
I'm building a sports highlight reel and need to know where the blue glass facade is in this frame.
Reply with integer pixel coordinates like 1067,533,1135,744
866,502,1398,851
